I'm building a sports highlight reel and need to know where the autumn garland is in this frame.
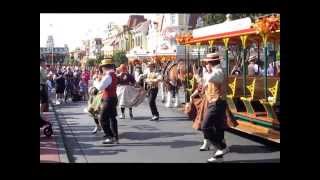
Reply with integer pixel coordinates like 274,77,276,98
252,15,280,46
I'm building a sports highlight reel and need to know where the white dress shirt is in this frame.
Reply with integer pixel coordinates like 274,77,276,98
134,70,142,82
94,70,114,91
203,64,224,86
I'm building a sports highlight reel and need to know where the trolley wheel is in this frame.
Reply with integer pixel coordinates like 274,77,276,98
44,126,53,137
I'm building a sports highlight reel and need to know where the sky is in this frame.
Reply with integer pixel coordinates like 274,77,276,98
40,13,158,50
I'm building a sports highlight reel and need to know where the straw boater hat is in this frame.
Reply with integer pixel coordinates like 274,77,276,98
99,57,114,67
248,55,257,62
201,53,221,62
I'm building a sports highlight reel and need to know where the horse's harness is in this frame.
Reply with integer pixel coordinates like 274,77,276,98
162,61,184,87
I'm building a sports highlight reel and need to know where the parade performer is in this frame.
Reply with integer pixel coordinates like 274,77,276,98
116,64,145,120
143,61,162,121
200,53,229,163
84,69,104,134
134,64,144,87
92,57,119,144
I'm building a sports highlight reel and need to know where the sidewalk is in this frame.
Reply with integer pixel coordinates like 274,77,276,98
40,102,69,163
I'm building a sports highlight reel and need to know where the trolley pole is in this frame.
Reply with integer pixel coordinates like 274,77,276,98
257,41,260,74
273,40,277,76
243,48,247,97
264,46,268,99
184,45,188,103
225,49,229,77
241,36,247,97
186,45,190,102
223,38,229,77
197,43,200,68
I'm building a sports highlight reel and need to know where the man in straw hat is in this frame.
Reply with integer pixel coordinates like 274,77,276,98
142,61,162,121
92,57,119,144
200,53,230,163
248,55,258,76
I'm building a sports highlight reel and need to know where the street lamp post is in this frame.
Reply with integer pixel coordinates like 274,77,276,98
52,47,54,66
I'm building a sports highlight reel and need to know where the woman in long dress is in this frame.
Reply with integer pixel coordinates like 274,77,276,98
116,64,147,120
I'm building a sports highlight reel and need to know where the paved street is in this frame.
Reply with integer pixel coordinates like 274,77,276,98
40,13,281,163
41,95,280,163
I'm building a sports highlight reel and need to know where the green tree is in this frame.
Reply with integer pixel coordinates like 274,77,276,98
96,54,104,65
112,50,128,67
202,13,267,26
64,56,70,65
86,58,97,67
69,58,76,65
202,14,226,26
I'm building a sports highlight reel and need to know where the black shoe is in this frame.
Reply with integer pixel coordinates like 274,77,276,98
112,137,119,144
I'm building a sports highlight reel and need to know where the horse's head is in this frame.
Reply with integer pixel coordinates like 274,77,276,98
178,61,196,82
177,60,186,82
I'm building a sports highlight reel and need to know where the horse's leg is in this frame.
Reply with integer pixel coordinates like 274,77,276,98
172,86,176,98
174,86,180,108
161,81,165,103
165,88,172,108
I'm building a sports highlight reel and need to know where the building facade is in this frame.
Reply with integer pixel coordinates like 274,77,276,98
40,36,69,65
150,14,190,60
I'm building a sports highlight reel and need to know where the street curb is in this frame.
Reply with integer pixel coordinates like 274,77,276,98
56,107,88,163
49,102,70,163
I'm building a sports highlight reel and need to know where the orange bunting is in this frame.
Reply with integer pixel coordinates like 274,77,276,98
253,15,280,35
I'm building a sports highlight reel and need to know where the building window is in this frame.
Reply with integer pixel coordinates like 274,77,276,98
171,14,176,25
136,37,138,47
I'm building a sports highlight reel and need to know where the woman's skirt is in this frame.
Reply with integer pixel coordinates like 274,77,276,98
117,85,147,108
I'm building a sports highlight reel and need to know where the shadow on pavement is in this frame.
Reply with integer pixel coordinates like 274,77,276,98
84,148,128,156
60,117,81,120
70,140,199,158
119,116,190,121
114,140,200,149
60,112,87,116
229,144,279,154
119,131,196,140
127,116,152,120
131,125,160,131
69,141,128,156
225,158,280,163
160,117,191,121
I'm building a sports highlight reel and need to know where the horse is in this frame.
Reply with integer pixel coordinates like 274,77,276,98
161,59,189,108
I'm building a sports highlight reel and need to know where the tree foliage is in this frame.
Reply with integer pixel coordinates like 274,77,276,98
112,50,128,67
86,58,97,67
202,13,267,26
